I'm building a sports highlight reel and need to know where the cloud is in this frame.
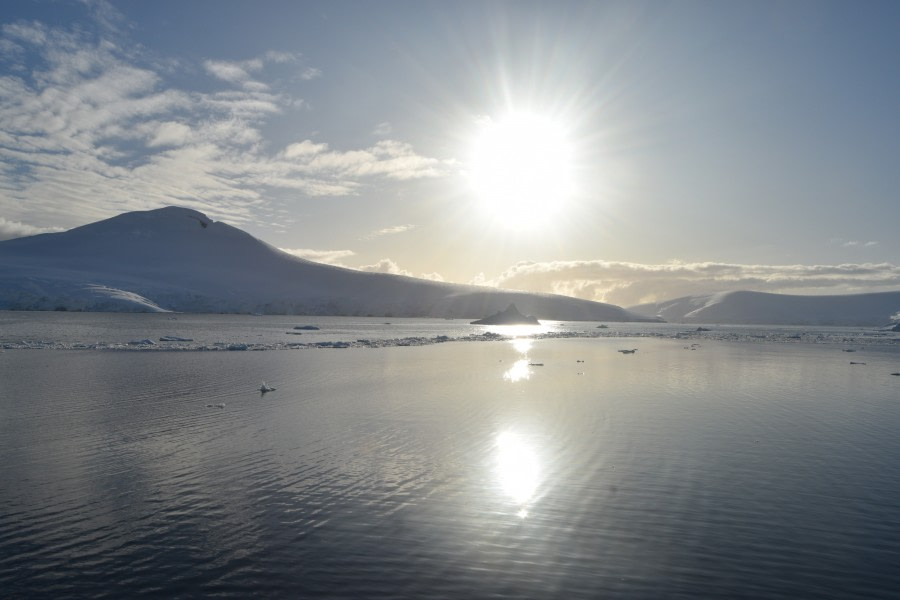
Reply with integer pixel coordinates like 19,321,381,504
280,248,355,265
204,51,320,89
0,217,64,240
358,258,413,276
0,17,451,231
361,223,414,240
203,58,262,86
486,260,900,307
300,67,322,80
469,272,492,286
281,139,450,181
147,121,192,147
373,121,392,136
283,140,329,158
356,258,444,282
832,238,879,248
279,250,445,282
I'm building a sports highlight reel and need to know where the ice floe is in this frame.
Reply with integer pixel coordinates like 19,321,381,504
1,325,898,352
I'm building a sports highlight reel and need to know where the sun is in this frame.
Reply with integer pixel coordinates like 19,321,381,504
468,111,575,230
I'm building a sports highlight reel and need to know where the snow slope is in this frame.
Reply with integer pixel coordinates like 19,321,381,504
0,206,655,320
628,290,900,326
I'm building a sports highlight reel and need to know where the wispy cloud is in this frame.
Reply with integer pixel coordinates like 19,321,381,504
203,58,263,88
832,238,879,248
0,17,451,231
372,121,392,136
361,223,415,240
300,66,322,80
280,248,355,264
203,51,317,90
483,260,900,307
280,249,444,282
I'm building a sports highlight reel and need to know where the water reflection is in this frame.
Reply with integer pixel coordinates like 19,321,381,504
495,432,540,517
503,359,532,382
511,338,533,355
503,338,534,382
483,324,550,338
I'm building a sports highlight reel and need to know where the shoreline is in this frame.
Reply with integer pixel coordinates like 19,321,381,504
3,326,898,352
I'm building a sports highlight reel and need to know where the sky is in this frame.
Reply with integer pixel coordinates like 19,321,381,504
1,0,898,307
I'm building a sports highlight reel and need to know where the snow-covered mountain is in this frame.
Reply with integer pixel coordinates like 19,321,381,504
0,206,656,321
628,290,900,326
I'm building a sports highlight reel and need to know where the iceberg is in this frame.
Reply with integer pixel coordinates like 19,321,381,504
471,303,540,325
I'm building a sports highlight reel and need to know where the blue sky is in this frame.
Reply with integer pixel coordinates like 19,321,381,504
1,0,898,306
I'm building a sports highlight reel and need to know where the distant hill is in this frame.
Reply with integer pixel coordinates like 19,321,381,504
0,206,657,321
628,290,900,326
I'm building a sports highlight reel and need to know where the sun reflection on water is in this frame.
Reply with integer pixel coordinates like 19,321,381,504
482,324,551,338
495,431,540,515
511,337,533,355
503,359,531,382
503,337,536,382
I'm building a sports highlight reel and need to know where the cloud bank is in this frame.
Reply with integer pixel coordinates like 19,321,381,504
0,16,451,233
0,217,64,241
483,260,900,307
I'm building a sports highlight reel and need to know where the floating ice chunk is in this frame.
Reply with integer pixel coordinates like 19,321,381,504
315,341,349,348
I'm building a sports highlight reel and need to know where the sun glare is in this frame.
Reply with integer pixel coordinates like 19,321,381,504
469,111,575,230
496,431,540,507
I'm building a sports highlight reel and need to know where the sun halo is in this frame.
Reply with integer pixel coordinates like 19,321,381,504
468,111,575,231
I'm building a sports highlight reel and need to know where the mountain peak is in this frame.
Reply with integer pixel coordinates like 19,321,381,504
83,205,215,232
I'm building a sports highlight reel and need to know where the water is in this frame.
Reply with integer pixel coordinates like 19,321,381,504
1,314,899,598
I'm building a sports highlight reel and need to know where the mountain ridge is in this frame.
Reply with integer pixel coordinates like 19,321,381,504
628,289,900,327
0,206,656,321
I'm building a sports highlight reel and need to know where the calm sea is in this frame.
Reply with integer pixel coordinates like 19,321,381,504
1,313,899,598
